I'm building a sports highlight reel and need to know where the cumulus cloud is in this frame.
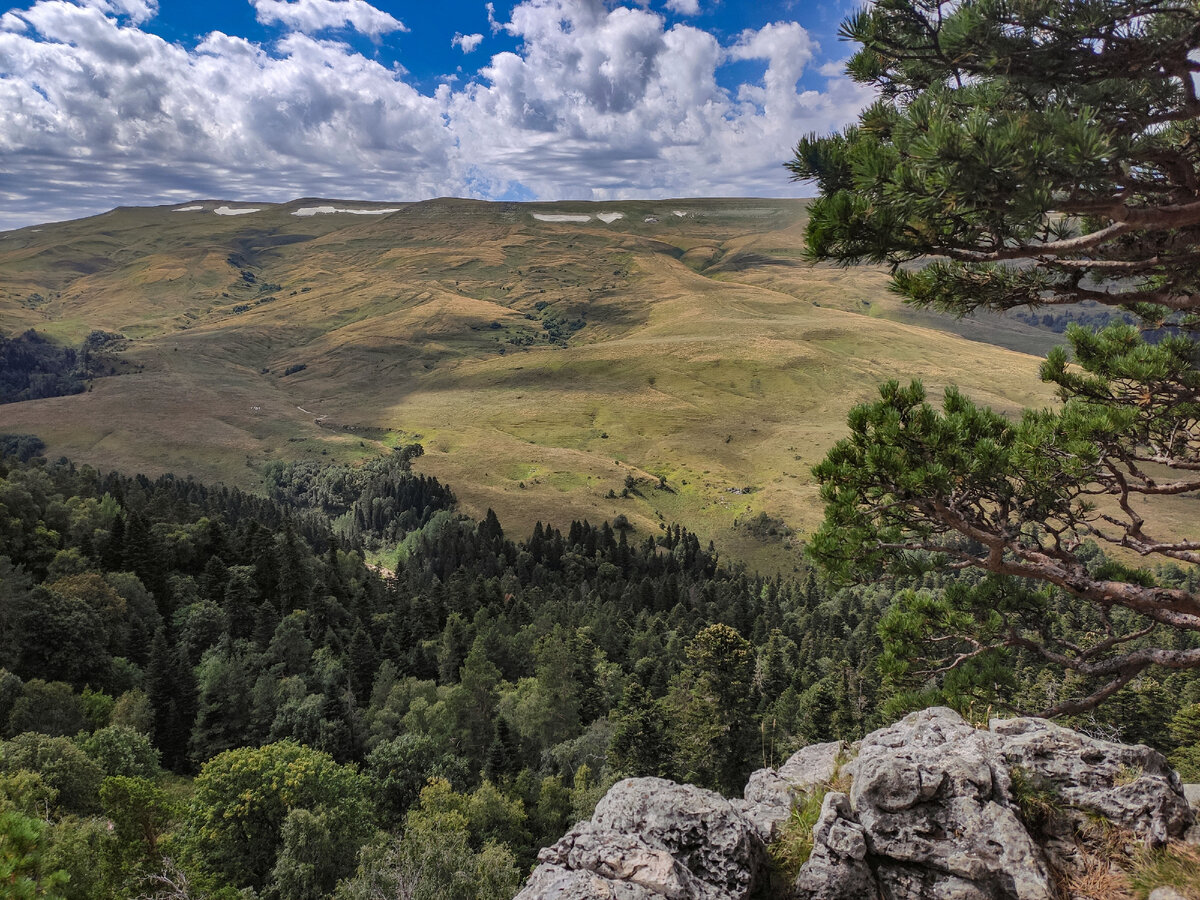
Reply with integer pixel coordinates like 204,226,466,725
452,32,484,53
665,0,699,15
0,0,874,228
250,0,406,37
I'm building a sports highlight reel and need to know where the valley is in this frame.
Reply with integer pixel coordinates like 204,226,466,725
0,197,1062,572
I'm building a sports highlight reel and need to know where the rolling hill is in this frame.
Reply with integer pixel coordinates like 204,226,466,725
0,197,1068,572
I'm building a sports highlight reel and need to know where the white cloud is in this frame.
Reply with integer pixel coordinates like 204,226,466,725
78,0,157,24
452,32,484,53
665,0,699,15
250,0,406,37
0,0,874,229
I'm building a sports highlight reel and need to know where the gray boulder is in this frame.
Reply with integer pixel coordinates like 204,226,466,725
1147,889,1189,900
1184,784,1200,809
592,778,766,899
516,709,1199,900
729,796,791,845
738,740,853,843
778,740,850,793
534,821,721,900
738,768,795,843
793,791,879,900
743,767,796,809
851,707,1055,900
991,716,1196,845
514,864,669,900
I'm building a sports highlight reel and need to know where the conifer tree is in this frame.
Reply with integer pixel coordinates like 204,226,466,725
792,0,1200,714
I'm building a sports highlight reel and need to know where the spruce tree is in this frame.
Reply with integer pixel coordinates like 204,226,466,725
792,0,1200,715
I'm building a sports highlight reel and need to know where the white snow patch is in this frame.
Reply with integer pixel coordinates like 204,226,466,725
596,212,624,224
532,213,592,223
214,206,261,216
292,205,401,217
173,205,204,212
673,210,690,217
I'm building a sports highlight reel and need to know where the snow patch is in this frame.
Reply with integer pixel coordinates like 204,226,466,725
173,205,204,212
292,205,401,217
673,210,690,217
596,212,624,224
214,206,261,216
532,213,592,223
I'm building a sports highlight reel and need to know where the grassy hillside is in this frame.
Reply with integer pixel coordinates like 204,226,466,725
0,197,1077,571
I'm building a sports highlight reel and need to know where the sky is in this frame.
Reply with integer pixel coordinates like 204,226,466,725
0,0,874,229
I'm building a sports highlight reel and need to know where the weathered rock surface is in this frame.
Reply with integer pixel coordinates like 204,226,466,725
992,716,1195,845
792,792,877,900
515,864,668,900
737,740,853,844
1146,888,1190,900
533,822,721,900
515,708,1198,900
592,778,767,899
851,707,1054,900
1184,784,1200,809
778,741,849,794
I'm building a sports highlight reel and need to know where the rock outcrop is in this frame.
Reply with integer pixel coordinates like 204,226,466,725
521,778,768,900
790,792,873,900
515,707,1198,900
849,707,1054,900
992,715,1194,845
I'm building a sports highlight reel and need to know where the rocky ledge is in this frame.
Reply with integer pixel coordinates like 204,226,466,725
515,707,1200,900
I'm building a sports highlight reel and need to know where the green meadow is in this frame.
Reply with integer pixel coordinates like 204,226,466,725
0,197,1100,571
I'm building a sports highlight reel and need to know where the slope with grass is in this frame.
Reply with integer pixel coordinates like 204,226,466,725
0,197,1073,571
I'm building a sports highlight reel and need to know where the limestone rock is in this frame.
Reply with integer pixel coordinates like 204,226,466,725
743,767,795,809
535,821,719,900
738,740,853,844
851,707,1055,900
1146,889,1189,900
514,864,669,900
739,767,798,843
991,716,1195,845
793,791,879,900
778,740,850,793
1184,784,1200,809
515,709,1199,900
592,778,766,899
729,796,791,845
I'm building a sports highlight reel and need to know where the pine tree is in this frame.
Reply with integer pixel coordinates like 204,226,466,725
792,0,1200,716
346,626,377,702
147,627,196,771
484,717,521,784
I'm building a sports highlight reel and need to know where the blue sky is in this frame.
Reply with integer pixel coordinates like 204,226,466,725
0,0,872,228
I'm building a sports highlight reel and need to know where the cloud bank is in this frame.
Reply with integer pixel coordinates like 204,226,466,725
0,0,873,228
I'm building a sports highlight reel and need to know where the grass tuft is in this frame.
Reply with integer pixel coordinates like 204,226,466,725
769,786,828,883
1128,841,1200,900
1009,764,1065,832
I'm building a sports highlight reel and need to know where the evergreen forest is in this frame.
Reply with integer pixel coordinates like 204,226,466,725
2,437,1199,898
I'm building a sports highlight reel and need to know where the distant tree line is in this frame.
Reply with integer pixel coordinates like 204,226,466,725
0,330,129,404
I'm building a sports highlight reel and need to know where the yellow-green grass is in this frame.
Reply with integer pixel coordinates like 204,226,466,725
2,197,1181,573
